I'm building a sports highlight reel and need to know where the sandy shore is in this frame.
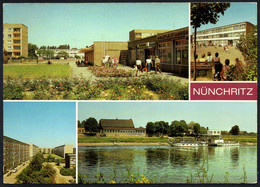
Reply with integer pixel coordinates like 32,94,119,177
78,142,256,147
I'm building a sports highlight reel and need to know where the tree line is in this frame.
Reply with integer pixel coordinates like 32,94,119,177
78,117,252,136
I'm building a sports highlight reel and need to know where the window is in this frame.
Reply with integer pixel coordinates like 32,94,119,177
8,40,11,43
8,28,12,31
8,34,11,38
7,46,11,50
158,41,172,64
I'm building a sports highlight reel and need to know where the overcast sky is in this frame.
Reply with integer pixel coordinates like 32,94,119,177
78,101,257,132
3,3,189,49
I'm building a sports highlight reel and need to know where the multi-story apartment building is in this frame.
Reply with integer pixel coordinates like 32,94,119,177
193,22,255,46
29,144,40,157
40,148,53,154
53,145,74,158
3,136,30,173
3,23,28,58
129,29,171,42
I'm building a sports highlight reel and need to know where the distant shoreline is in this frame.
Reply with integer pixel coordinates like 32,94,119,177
78,142,256,147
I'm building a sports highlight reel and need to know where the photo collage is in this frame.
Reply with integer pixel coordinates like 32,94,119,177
2,2,258,184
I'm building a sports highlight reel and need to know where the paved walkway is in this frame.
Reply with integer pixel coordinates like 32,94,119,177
3,160,30,184
69,61,188,84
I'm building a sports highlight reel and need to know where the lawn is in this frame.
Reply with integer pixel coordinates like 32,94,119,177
3,64,71,79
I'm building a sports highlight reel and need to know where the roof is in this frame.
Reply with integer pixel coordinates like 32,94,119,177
100,119,135,129
78,45,94,53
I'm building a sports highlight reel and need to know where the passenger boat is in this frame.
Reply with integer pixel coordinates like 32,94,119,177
208,139,239,146
168,140,208,147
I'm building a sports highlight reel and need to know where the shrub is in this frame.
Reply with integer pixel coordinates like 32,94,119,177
60,167,76,177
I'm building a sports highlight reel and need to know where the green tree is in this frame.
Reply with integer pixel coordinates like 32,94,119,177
229,125,240,135
146,122,156,136
154,121,169,136
28,43,38,58
29,152,44,171
83,117,99,134
200,126,208,134
193,123,201,135
168,120,186,137
57,51,69,59
191,2,230,80
40,46,47,49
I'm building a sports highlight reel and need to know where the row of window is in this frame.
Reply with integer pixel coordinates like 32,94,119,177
197,32,244,39
3,28,21,32
198,24,246,35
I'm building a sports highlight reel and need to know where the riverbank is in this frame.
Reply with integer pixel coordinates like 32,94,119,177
78,142,256,147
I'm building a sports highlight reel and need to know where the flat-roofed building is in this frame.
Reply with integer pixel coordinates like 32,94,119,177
193,22,255,46
207,130,221,136
53,145,74,158
129,29,171,42
3,23,28,58
99,119,146,137
29,144,40,157
79,41,128,66
129,27,189,77
40,148,53,154
3,136,30,173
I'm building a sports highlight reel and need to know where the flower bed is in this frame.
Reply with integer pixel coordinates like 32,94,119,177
3,76,188,100
88,66,133,77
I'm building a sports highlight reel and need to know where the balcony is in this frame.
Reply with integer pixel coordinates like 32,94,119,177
13,37,21,40
13,49,21,52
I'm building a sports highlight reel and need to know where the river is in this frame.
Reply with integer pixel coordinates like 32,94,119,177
78,146,257,183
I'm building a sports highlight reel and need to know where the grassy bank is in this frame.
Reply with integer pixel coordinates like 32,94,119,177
78,135,257,144
78,136,195,143
3,64,71,79
222,134,257,143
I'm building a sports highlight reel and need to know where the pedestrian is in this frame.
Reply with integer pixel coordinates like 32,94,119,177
81,60,84,67
102,57,106,67
206,52,212,62
113,56,117,68
145,56,152,74
154,55,161,74
220,59,230,81
213,52,222,80
111,57,115,68
199,53,207,62
136,58,142,76
108,57,112,67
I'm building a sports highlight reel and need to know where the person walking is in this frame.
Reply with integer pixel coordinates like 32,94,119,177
145,56,152,74
113,56,117,68
136,58,142,76
155,55,161,74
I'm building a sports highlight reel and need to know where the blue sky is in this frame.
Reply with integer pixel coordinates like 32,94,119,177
4,102,76,148
193,3,257,32
78,102,257,132
3,3,189,49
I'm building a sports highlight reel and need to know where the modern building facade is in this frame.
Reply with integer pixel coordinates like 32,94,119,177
99,119,146,137
3,23,28,58
3,136,30,173
129,29,171,42
193,22,255,46
128,27,189,76
53,144,74,158
79,42,128,66
39,148,53,154
29,144,40,157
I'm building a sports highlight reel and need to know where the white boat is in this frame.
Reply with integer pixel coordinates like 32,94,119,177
208,139,239,146
168,140,208,147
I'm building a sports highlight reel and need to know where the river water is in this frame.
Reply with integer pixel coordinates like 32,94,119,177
78,146,257,183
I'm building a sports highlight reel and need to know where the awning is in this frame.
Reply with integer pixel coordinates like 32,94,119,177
78,46,94,53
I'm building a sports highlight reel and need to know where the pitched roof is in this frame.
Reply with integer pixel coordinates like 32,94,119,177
100,119,134,129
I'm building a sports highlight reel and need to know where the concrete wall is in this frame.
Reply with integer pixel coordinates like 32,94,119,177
53,145,74,158
93,42,128,66
29,144,40,157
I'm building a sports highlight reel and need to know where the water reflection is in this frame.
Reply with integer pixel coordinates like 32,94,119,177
78,146,257,183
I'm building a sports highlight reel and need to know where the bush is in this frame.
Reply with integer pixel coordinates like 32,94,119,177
60,168,76,177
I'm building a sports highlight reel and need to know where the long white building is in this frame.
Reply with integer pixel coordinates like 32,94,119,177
193,22,255,46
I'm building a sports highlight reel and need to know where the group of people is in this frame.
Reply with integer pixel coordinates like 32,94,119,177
195,52,244,81
75,60,87,67
102,56,118,68
135,55,161,76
